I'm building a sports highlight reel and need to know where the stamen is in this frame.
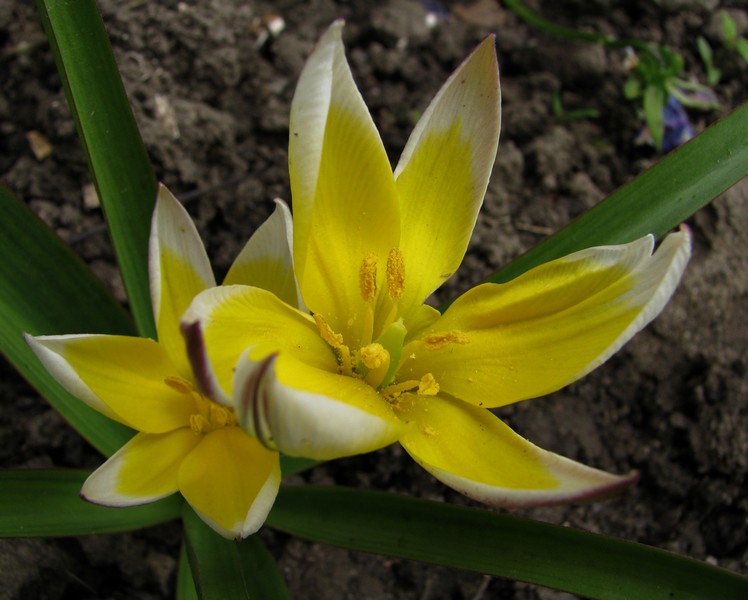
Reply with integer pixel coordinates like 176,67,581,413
314,313,355,375
313,313,343,348
417,373,440,396
361,305,375,348
334,344,354,376
423,330,470,351
209,403,234,427
381,371,441,400
380,379,421,401
164,376,194,394
361,343,391,388
359,253,379,302
190,414,207,434
386,248,405,299
360,343,388,369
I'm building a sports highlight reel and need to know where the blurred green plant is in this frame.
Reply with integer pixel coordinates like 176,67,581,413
720,10,748,62
1,1,747,598
551,90,600,122
698,11,748,86
504,0,722,151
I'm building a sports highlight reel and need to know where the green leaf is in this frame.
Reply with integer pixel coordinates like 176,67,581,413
477,101,748,287
0,185,135,456
623,76,641,100
183,505,291,600
0,470,181,537
736,38,748,63
643,83,666,150
178,544,200,600
697,36,721,86
37,0,158,338
267,486,748,600
721,10,738,46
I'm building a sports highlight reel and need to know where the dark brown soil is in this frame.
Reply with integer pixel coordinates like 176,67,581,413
1,1,746,598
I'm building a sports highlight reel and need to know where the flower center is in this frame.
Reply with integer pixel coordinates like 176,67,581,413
164,376,237,434
313,248,444,400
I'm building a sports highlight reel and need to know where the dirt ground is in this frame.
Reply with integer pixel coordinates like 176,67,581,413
1,0,747,598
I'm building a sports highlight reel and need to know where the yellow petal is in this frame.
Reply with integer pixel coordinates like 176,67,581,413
397,395,636,507
224,199,303,310
289,21,400,345
400,231,691,407
150,185,215,377
82,429,201,505
178,427,281,539
234,349,404,460
27,334,194,432
394,36,500,314
182,285,335,401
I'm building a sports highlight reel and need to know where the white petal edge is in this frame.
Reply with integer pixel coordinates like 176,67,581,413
224,198,305,311
191,460,281,540
25,333,119,421
564,227,692,383
288,19,392,279
412,448,639,508
234,350,403,460
394,34,500,181
81,436,178,507
149,184,216,328
287,20,341,246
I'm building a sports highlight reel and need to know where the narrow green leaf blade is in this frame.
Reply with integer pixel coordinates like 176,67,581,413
37,0,158,338
267,486,748,600
178,544,200,600
0,470,181,537
183,506,291,600
482,101,748,286
0,185,134,455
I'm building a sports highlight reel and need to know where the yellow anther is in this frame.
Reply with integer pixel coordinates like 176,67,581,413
209,404,233,427
164,376,194,394
334,344,354,376
386,247,405,300
190,414,207,434
417,373,440,396
360,343,388,369
359,252,379,302
313,313,343,348
423,330,470,351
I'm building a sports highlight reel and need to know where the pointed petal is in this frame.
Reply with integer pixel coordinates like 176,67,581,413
178,427,281,539
224,199,303,310
397,395,637,507
182,285,335,402
289,20,399,342
150,185,215,376
82,429,200,506
400,230,691,407
234,349,404,460
394,36,500,312
27,334,194,432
